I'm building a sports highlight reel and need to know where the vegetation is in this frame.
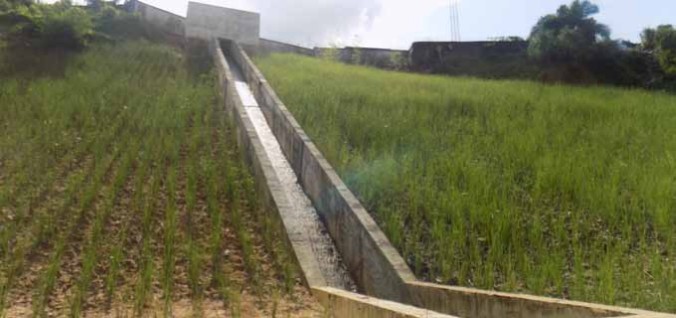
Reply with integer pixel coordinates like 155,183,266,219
642,25,676,76
1,0,95,48
0,0,162,50
256,53,676,313
528,0,610,64
0,41,318,316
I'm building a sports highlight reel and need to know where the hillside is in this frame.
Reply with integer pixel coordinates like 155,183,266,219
0,42,321,317
255,53,676,313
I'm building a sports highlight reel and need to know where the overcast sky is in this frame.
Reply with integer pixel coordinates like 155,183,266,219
140,0,675,49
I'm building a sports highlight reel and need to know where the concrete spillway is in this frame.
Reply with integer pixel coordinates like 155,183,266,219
226,57,357,291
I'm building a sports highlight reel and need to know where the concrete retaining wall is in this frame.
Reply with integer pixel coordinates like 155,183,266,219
210,38,327,289
408,41,537,78
211,37,452,318
222,39,418,304
257,38,315,56
410,41,528,63
131,1,259,45
131,0,185,36
315,46,409,69
187,2,259,46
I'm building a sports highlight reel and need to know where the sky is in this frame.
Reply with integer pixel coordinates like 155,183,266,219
139,0,676,49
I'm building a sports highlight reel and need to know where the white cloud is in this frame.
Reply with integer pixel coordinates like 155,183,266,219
352,0,451,49
134,0,450,48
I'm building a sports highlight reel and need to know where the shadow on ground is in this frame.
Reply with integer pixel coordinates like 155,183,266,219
0,41,76,81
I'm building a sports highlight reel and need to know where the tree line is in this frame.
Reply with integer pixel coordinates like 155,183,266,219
528,0,675,90
0,0,158,49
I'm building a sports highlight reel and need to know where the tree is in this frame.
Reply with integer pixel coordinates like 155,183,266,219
642,25,676,75
528,0,611,63
86,0,105,12
641,28,657,51
2,0,93,48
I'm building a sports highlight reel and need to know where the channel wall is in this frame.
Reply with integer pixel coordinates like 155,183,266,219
210,38,452,317
214,39,676,318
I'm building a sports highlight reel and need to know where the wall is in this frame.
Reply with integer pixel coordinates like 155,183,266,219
222,39,418,304
186,2,259,46
409,41,537,79
315,46,409,70
212,38,453,318
256,38,315,56
130,0,185,36
410,41,528,62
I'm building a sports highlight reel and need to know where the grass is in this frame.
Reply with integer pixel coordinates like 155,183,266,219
255,53,676,313
0,41,317,317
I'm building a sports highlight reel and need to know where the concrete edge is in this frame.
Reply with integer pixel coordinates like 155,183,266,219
135,0,187,19
187,1,260,17
313,287,456,318
406,281,674,318
224,40,418,303
210,38,328,289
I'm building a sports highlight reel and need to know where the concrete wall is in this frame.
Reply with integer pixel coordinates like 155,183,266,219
211,38,452,318
313,287,452,318
210,38,328,289
223,39,418,305
131,0,185,36
408,41,537,78
410,41,528,61
186,2,259,46
256,38,315,56
315,46,409,69
408,283,638,318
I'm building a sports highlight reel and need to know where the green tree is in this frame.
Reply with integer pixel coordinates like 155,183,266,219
642,25,676,75
528,0,611,63
86,0,105,12
2,0,93,48
641,28,657,51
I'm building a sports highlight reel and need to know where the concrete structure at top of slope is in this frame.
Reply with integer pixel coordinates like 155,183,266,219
129,0,185,36
186,2,259,46
129,0,260,46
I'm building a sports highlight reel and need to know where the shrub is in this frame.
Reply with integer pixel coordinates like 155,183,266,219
528,0,610,64
642,25,676,75
3,1,94,49
39,5,94,48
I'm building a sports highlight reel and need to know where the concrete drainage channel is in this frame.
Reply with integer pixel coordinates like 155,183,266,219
227,55,356,291
211,38,676,318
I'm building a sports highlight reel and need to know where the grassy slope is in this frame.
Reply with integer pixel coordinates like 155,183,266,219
0,43,319,317
255,53,676,312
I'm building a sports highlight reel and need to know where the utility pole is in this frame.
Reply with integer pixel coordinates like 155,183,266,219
449,0,461,41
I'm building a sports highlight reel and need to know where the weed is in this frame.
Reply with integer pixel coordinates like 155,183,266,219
256,53,676,312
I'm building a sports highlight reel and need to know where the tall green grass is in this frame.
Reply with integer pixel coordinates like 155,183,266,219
0,41,308,316
255,53,676,312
